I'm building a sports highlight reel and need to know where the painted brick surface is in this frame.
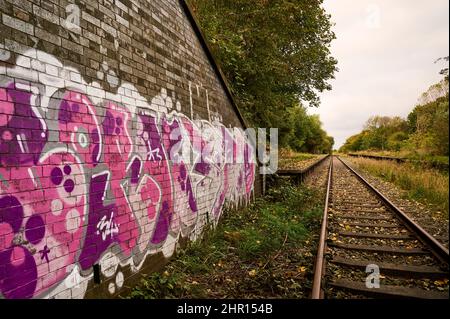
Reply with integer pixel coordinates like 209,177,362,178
0,0,259,299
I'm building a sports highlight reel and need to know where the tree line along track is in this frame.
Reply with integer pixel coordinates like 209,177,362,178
311,156,449,299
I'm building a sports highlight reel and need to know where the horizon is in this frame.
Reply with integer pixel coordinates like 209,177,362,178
309,0,449,149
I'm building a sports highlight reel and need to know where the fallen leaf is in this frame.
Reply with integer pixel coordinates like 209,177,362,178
248,269,257,277
434,279,449,286
298,266,307,273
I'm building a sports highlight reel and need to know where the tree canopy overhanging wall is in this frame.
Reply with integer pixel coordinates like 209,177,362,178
187,0,337,153
0,0,257,299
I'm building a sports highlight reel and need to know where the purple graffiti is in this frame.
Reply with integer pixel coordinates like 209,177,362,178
0,84,47,167
78,173,119,270
1,74,256,299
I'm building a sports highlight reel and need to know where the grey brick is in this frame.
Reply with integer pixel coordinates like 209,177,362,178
81,11,100,26
100,21,117,38
115,13,129,28
10,0,32,13
16,54,30,67
2,13,33,35
61,38,83,55
115,0,129,13
83,29,101,44
33,4,59,25
35,27,61,46
119,62,132,74
98,3,115,20
4,38,36,57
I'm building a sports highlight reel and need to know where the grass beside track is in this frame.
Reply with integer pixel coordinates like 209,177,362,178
348,151,449,168
348,157,449,216
127,178,324,299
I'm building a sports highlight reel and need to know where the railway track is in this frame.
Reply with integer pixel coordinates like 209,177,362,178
312,156,449,299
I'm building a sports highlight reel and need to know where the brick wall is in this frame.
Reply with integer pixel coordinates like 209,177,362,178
0,0,259,299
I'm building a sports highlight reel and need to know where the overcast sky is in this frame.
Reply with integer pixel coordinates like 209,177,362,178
309,0,449,149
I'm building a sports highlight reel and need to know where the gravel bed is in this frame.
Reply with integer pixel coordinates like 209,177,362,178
342,157,449,248
304,157,331,188
323,157,449,299
328,247,440,267
329,210,393,220
329,235,423,249
326,263,448,294
333,216,402,226
329,223,414,236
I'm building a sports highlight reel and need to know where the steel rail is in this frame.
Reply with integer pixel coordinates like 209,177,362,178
311,156,333,299
337,156,449,264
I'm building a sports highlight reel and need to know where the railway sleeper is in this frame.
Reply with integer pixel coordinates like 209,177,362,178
339,222,401,228
333,200,381,205
330,208,389,214
331,257,448,279
334,215,394,221
337,231,412,240
328,279,449,299
328,242,428,255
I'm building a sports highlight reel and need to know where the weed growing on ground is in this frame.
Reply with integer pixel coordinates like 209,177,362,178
127,177,324,299
350,158,449,215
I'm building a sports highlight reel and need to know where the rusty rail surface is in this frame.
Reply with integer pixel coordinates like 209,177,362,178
311,157,333,299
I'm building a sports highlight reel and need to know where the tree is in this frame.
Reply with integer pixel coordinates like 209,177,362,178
283,104,334,153
408,96,449,156
187,0,338,137
340,82,448,156
418,78,449,105
435,56,449,80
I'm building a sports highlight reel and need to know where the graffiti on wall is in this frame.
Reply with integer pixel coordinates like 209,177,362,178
0,50,255,299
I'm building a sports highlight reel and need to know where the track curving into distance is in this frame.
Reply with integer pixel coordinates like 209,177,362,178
312,156,449,299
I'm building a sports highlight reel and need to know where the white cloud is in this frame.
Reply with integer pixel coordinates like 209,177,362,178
310,0,449,148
